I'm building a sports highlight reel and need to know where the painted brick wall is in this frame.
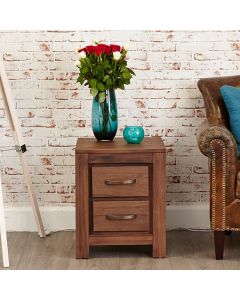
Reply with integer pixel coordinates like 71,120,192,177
0,30,240,207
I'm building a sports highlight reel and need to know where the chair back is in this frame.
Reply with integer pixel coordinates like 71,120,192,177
198,75,240,127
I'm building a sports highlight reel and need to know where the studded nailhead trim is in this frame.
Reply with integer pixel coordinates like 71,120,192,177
210,139,226,230
215,228,240,231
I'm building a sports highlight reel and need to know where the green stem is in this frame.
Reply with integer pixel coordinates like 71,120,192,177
100,100,109,133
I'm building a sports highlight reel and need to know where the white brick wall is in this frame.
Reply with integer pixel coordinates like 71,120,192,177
0,30,240,208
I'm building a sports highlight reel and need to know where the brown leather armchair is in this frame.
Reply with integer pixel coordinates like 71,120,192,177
197,75,240,260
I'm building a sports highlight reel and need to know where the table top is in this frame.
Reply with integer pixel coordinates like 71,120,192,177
76,137,166,154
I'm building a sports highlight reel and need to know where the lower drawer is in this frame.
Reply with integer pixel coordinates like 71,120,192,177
93,201,149,232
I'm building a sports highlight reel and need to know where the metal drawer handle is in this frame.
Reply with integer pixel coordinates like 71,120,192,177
105,214,137,220
104,179,136,185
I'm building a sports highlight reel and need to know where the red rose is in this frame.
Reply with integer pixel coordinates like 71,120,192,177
80,43,122,56
85,45,95,54
95,44,104,56
94,44,111,56
106,46,111,55
110,44,121,52
78,47,86,53
98,44,111,55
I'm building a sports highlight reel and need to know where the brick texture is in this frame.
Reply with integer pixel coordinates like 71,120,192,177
0,30,240,207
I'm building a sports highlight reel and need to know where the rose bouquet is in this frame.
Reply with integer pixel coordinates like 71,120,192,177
76,43,135,102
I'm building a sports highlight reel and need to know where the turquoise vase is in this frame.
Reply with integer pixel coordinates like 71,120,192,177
123,126,144,144
92,89,118,141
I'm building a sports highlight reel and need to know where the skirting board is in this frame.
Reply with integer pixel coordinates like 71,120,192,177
4,204,210,232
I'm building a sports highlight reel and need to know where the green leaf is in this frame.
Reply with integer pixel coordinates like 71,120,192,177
128,68,135,75
97,82,105,92
95,65,104,73
106,78,112,86
81,67,89,74
85,57,91,65
77,76,85,85
103,75,110,82
102,61,110,69
99,92,106,103
122,72,131,80
90,88,98,97
90,79,97,88
121,48,127,56
121,66,128,72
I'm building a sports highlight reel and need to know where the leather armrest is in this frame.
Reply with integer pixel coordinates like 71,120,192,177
197,119,239,230
197,119,238,160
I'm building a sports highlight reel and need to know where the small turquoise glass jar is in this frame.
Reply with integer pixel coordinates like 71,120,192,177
123,126,144,144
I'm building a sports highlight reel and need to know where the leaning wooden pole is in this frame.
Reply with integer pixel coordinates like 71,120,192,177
0,54,45,238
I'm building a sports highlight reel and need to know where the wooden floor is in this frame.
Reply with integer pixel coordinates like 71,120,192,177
1,230,240,269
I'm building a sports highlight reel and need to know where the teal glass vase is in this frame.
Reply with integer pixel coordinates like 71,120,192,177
92,89,118,141
123,126,144,144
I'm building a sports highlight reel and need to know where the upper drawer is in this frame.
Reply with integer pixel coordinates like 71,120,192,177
92,166,149,197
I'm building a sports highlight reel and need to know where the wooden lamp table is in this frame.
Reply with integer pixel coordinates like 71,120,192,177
75,137,166,258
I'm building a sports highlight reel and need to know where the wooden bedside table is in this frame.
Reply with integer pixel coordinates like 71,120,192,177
75,137,166,258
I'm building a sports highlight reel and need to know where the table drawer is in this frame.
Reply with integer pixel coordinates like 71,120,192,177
93,201,149,232
92,166,149,197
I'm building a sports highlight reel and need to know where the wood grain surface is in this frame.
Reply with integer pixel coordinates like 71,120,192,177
92,166,149,197
152,152,166,258
93,201,149,232
76,153,89,258
75,137,166,259
76,137,166,154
